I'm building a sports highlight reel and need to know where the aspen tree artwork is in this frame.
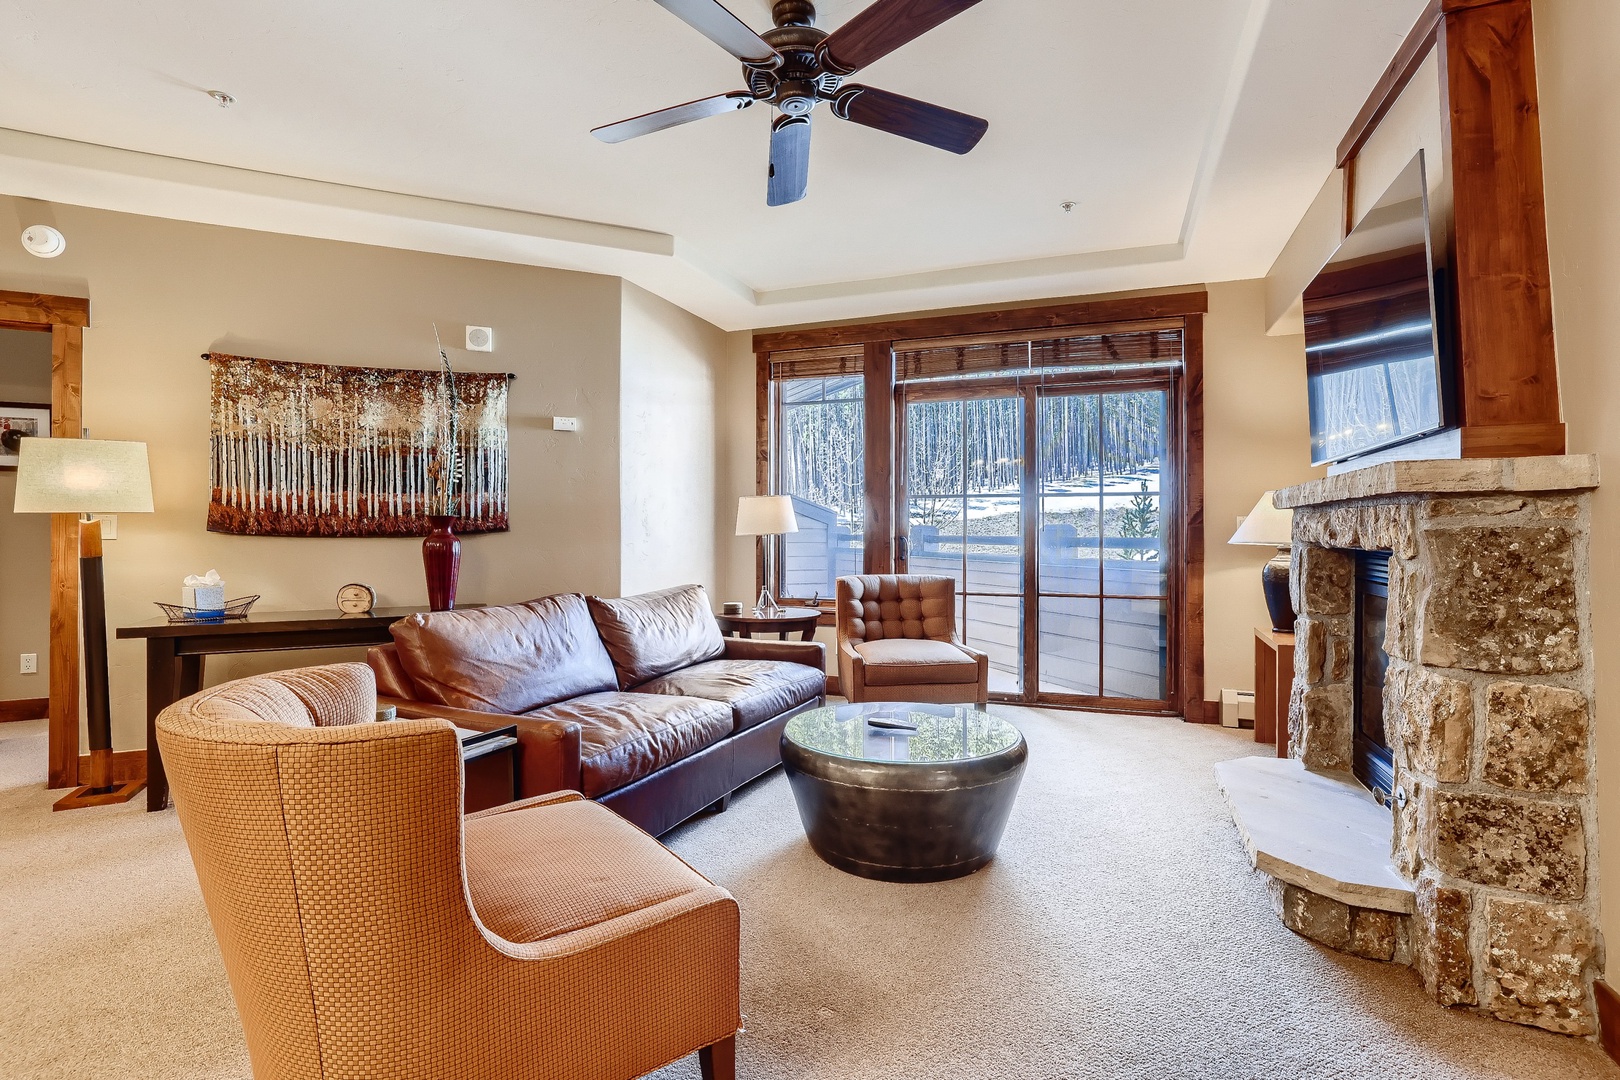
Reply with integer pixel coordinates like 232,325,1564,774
207,353,509,537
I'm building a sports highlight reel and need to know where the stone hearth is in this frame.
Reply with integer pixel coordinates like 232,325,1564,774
1263,456,1602,1036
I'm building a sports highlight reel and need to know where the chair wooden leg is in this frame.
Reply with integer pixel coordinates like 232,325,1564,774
699,1034,736,1080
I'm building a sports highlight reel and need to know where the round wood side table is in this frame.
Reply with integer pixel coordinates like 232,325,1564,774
714,607,822,641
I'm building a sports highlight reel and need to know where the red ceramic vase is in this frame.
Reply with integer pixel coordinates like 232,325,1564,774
423,515,461,611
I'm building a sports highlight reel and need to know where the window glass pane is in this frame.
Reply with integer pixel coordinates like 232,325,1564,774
965,497,1020,594
778,375,864,600
965,595,1022,696
1037,596,1100,696
1102,598,1168,701
1038,394,1101,595
1100,391,1168,597
906,400,961,497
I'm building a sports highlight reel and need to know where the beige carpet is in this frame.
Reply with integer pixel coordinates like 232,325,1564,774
2,710,1613,1079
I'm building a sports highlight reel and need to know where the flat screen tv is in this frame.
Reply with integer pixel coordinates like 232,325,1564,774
1304,152,1455,466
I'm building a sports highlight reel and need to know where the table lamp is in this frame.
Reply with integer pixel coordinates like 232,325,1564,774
736,495,799,615
14,438,154,811
1229,491,1296,634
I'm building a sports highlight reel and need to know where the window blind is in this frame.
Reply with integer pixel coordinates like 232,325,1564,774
895,323,1184,382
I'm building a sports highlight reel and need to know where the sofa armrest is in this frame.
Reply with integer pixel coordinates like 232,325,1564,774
950,638,991,708
380,695,584,798
837,638,866,702
466,790,583,820
721,637,825,670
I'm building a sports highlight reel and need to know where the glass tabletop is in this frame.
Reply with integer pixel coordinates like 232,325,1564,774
784,702,1022,764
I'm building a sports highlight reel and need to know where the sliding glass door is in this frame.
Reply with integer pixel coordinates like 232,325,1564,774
898,378,1177,711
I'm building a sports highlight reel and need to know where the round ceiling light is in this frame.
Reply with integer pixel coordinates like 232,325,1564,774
207,90,235,108
20,225,66,259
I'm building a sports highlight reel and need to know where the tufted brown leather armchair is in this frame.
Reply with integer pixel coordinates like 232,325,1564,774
835,575,990,708
156,663,740,1080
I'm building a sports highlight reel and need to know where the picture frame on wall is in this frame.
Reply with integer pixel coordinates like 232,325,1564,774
0,402,51,468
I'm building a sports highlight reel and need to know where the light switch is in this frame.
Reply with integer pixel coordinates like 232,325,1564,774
94,514,118,539
552,416,580,432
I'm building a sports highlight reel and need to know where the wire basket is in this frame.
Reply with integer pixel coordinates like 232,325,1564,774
155,594,260,624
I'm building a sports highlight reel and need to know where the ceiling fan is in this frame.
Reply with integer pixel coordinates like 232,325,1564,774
592,0,989,206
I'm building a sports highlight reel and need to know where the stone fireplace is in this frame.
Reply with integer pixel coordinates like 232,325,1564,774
1225,456,1601,1036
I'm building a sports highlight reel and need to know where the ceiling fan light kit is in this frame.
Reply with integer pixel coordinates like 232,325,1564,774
592,0,989,205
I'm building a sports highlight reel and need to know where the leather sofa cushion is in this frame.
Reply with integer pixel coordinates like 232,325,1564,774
635,659,825,732
856,639,980,686
390,595,618,715
526,692,732,798
587,585,726,688
464,797,713,944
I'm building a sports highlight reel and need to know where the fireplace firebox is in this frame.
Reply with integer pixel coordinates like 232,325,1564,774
1353,550,1394,800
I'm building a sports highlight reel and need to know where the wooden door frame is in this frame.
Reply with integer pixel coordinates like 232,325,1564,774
754,291,1207,720
0,290,88,788
894,369,1187,715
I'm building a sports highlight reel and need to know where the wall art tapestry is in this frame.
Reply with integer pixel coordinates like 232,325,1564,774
207,352,510,537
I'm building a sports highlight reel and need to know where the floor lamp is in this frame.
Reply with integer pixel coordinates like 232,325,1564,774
13,438,155,811
736,495,799,615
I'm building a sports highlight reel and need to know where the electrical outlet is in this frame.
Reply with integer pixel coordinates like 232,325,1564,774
20,653,37,674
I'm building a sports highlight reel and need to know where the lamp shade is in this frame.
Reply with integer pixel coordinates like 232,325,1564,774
14,439,154,514
736,495,799,537
1229,491,1294,547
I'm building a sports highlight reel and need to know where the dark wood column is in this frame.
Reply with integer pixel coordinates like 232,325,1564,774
1339,0,1564,459
1439,0,1562,455
862,340,895,574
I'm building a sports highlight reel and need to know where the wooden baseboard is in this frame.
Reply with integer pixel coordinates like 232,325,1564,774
0,697,49,724
825,674,840,697
1596,979,1620,1066
1184,698,1218,724
75,749,146,785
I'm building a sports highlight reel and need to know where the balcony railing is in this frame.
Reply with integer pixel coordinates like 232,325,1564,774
781,496,1167,700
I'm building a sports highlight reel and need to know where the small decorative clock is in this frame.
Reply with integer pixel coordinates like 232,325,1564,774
336,583,377,615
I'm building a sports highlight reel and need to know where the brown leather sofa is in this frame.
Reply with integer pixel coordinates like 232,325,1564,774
836,575,990,708
369,584,826,836
156,663,741,1080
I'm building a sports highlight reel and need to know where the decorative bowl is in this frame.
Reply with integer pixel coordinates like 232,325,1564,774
155,594,261,624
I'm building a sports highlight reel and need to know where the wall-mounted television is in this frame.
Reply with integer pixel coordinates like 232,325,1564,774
1304,152,1455,467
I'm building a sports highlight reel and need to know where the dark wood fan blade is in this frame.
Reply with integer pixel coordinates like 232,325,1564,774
831,85,987,154
652,0,780,65
819,0,984,75
768,115,811,206
592,92,755,144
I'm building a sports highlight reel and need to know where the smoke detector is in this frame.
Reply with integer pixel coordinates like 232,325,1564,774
20,225,66,258
465,326,493,352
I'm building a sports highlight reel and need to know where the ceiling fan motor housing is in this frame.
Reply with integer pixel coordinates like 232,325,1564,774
755,2,841,116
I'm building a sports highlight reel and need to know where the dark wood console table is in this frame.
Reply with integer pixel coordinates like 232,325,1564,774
118,607,432,812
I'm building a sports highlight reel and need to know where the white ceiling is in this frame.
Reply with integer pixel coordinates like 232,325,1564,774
0,0,1429,329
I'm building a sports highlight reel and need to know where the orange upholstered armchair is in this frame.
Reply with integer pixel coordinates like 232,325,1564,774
156,663,740,1080
836,575,990,708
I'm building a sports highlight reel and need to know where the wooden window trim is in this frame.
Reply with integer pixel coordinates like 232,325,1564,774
754,295,1206,720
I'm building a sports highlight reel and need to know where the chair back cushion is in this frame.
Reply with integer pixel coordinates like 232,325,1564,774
170,662,378,728
837,575,956,643
587,584,726,688
390,595,619,714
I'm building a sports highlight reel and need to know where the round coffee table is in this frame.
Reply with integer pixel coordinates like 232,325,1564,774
781,701,1027,883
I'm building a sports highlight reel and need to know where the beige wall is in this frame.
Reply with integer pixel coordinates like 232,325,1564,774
0,327,53,700
0,202,629,749
1533,0,1619,978
718,281,1319,693
1202,279,1322,700
619,282,727,597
